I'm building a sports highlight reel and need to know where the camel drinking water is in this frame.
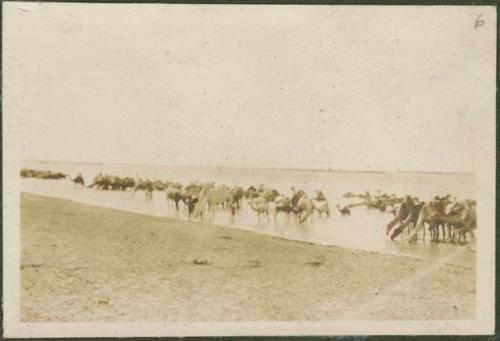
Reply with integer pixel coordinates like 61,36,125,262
386,196,417,236
388,201,425,241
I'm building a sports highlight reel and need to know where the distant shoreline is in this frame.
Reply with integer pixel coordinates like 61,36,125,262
23,159,475,176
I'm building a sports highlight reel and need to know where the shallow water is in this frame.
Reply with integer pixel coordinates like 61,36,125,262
21,161,476,263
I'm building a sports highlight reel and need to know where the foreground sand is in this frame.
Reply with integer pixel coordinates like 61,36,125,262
21,193,475,321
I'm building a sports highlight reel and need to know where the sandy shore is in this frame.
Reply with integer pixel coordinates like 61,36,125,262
21,193,475,321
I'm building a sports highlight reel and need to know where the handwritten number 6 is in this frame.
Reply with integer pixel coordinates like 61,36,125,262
475,14,485,29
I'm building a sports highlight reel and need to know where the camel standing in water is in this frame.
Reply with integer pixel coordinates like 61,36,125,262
132,180,154,200
427,195,452,241
274,195,293,220
386,196,416,236
290,187,306,213
152,180,168,191
88,174,110,189
231,186,245,208
296,194,314,223
388,201,425,241
166,183,183,210
192,186,235,220
69,174,85,187
244,186,259,199
442,201,476,243
178,182,213,217
248,196,269,220
407,197,454,243
260,189,280,203
312,191,330,218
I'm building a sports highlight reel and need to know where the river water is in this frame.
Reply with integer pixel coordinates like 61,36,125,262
21,160,476,263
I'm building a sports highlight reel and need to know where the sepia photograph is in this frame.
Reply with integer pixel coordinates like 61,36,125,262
3,2,496,337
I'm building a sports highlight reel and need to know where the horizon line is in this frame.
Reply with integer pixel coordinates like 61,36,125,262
22,158,475,176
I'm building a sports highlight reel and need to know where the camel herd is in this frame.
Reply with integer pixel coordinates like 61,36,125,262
160,182,328,223
25,169,334,223
21,168,67,180
387,195,477,244
344,191,477,244
21,168,477,245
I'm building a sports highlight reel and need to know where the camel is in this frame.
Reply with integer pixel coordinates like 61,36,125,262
261,189,280,203
153,180,168,191
132,179,154,200
274,195,293,220
346,193,385,211
386,196,416,235
192,186,235,220
216,184,233,207
186,197,199,217
359,191,371,199
366,197,383,209
312,192,330,218
166,183,183,210
248,196,269,220
313,200,330,217
88,175,112,190
20,168,31,177
121,177,136,191
244,186,259,199
443,201,467,240
351,192,409,214
37,171,67,179
442,201,476,243
427,195,452,242
336,205,351,216
110,176,123,190
184,183,216,216
315,191,326,201
231,186,245,207
389,201,425,241
69,173,85,187
100,176,135,191
290,187,306,213
296,194,314,223
407,197,454,243
181,183,203,199
21,169,65,179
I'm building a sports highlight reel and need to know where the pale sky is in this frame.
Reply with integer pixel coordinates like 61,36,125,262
4,3,496,172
